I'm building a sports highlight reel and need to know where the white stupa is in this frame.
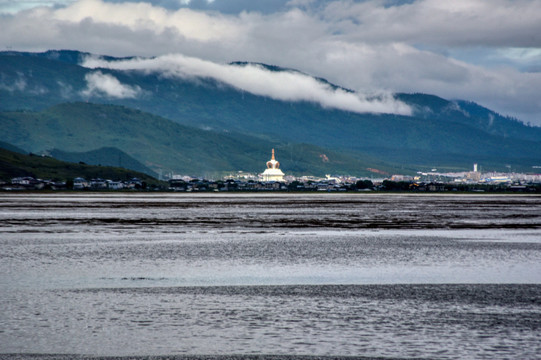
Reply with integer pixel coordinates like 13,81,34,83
261,149,285,182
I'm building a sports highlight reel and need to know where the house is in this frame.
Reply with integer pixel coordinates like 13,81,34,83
90,178,107,189
427,183,446,192
73,177,90,190
126,178,143,189
11,176,37,186
11,177,43,189
106,180,124,190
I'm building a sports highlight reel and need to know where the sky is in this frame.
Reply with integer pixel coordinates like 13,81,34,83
1,0,541,125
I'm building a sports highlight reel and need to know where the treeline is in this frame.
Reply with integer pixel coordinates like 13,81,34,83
380,180,541,193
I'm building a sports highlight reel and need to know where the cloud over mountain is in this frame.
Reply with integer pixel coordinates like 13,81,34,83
82,54,412,115
81,71,141,98
1,0,540,124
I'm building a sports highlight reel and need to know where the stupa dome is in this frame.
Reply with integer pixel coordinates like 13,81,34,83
261,149,285,182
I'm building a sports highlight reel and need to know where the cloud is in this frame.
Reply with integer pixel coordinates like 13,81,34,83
81,54,412,115
1,0,540,124
0,72,27,92
81,71,141,98
320,0,541,48
0,0,76,14
51,0,243,42
4,0,541,49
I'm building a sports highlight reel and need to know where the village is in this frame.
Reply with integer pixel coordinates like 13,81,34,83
2,149,541,192
1,176,146,191
3,171,541,193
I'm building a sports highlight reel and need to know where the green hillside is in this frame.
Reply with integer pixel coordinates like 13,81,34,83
0,146,162,185
50,147,158,177
0,102,397,177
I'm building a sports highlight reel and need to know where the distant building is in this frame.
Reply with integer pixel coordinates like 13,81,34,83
391,174,414,182
261,149,285,182
11,177,37,186
106,180,124,190
466,163,482,181
90,178,107,189
73,177,90,190
126,178,143,189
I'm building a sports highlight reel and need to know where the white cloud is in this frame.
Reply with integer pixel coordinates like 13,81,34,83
321,0,541,48
81,71,141,98
81,54,412,115
179,0,215,5
0,0,75,14
1,0,540,124
0,73,27,92
52,0,243,42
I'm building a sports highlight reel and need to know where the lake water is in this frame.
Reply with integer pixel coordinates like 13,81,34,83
1,193,540,359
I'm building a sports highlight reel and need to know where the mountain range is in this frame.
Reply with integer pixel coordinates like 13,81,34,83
1,50,540,177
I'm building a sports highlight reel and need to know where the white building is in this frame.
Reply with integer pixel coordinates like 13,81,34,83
73,177,90,190
261,149,285,182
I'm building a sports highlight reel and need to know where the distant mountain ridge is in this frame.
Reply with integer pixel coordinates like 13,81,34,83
396,93,540,142
1,50,540,174
0,141,26,154
0,49,131,65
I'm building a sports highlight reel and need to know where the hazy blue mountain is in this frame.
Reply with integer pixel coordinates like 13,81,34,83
396,93,541,142
0,49,129,65
1,50,540,173
0,140,26,154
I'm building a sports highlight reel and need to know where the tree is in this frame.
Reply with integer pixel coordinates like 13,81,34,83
382,180,409,191
356,180,373,190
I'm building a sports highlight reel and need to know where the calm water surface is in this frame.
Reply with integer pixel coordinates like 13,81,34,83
1,193,540,359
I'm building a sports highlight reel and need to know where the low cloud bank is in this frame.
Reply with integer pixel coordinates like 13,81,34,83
82,54,412,115
81,71,141,98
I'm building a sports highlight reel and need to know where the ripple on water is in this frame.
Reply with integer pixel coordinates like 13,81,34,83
1,194,541,359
